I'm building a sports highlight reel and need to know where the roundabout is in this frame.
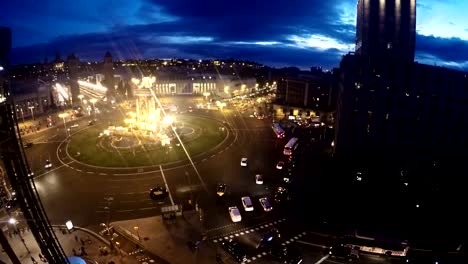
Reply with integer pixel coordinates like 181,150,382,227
66,115,228,168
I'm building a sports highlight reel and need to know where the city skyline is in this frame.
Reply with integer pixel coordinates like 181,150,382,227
2,0,468,70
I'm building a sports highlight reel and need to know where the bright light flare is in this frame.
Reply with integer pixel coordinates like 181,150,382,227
8,218,17,225
162,115,174,125
55,83,69,100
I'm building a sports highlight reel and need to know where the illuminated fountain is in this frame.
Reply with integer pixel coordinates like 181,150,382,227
103,76,175,147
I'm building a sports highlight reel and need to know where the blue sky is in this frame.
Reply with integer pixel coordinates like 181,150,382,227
2,0,468,70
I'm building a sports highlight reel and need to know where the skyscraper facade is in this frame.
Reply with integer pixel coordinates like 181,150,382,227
356,0,416,65
334,0,468,160
0,27,11,68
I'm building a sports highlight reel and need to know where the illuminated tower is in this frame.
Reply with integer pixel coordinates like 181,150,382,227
356,0,416,64
103,51,115,97
66,53,80,106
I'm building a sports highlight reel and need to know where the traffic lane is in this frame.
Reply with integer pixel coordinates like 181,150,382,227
24,142,61,174
34,165,110,226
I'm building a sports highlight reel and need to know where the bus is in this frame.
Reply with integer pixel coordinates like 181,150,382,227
283,137,299,156
272,123,285,138
341,236,409,257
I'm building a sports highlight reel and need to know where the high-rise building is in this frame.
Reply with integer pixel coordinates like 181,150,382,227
335,0,468,161
103,51,115,97
355,0,416,64
66,53,80,106
0,27,11,68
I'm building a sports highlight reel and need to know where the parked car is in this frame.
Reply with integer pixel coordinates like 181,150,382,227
276,161,285,170
217,184,227,196
240,157,248,167
229,206,242,222
255,174,264,184
241,196,254,211
259,197,273,212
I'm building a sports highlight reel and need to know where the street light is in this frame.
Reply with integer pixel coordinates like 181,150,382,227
90,98,97,117
8,218,30,254
133,226,141,241
78,94,84,105
28,106,35,120
59,113,69,137
203,92,210,101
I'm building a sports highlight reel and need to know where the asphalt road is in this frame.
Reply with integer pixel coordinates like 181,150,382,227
22,98,287,231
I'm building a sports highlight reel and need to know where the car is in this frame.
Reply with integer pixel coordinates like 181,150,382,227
255,174,263,184
217,184,227,196
88,120,96,126
221,239,248,262
259,197,273,212
241,196,254,211
276,161,285,170
24,142,33,148
240,157,248,167
229,206,242,222
70,123,79,128
329,243,359,261
44,160,52,169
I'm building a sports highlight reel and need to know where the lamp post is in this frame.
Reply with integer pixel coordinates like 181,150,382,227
19,108,25,124
59,113,69,137
78,94,84,105
28,106,35,120
133,226,140,241
90,98,97,118
203,92,210,101
8,218,30,254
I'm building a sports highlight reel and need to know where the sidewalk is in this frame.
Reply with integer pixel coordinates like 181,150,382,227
111,210,218,264
0,226,139,264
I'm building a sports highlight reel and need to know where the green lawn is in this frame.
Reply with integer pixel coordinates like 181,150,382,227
67,116,226,167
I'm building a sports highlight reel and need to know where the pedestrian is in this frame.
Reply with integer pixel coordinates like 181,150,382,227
31,257,38,264
81,246,87,256
74,235,78,242
72,249,77,256
80,238,85,246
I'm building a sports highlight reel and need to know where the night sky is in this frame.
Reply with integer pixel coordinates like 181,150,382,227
3,0,468,70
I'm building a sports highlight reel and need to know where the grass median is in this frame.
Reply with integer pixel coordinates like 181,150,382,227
67,116,226,167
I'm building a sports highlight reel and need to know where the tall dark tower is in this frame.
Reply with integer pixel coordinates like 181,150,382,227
355,0,416,64
66,53,80,106
0,27,11,68
103,51,115,97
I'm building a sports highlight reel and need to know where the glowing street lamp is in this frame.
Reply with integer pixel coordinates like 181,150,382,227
59,113,69,136
9,218,30,254
203,92,211,101
78,94,84,105
224,86,230,94
28,106,35,120
216,101,226,111
163,115,174,126
90,98,97,117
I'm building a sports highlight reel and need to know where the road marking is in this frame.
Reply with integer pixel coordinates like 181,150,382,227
99,173,107,175
138,207,158,211
314,255,329,264
33,161,74,179
296,240,328,249
159,165,174,206
86,171,94,174
75,169,82,172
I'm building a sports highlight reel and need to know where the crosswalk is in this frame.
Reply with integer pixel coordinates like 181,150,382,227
211,218,287,243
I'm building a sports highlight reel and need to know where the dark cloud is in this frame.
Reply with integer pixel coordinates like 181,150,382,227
415,34,468,69
7,0,468,72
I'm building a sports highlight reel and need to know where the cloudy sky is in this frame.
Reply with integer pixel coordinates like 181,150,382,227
2,0,468,70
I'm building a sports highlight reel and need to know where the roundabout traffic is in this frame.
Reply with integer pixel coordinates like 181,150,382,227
66,115,228,168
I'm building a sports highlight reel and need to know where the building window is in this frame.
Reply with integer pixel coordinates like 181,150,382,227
387,42,393,49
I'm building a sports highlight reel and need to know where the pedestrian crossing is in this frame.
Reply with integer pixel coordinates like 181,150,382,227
211,218,286,243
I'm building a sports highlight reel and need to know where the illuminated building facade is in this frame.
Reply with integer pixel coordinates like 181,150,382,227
356,0,416,65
